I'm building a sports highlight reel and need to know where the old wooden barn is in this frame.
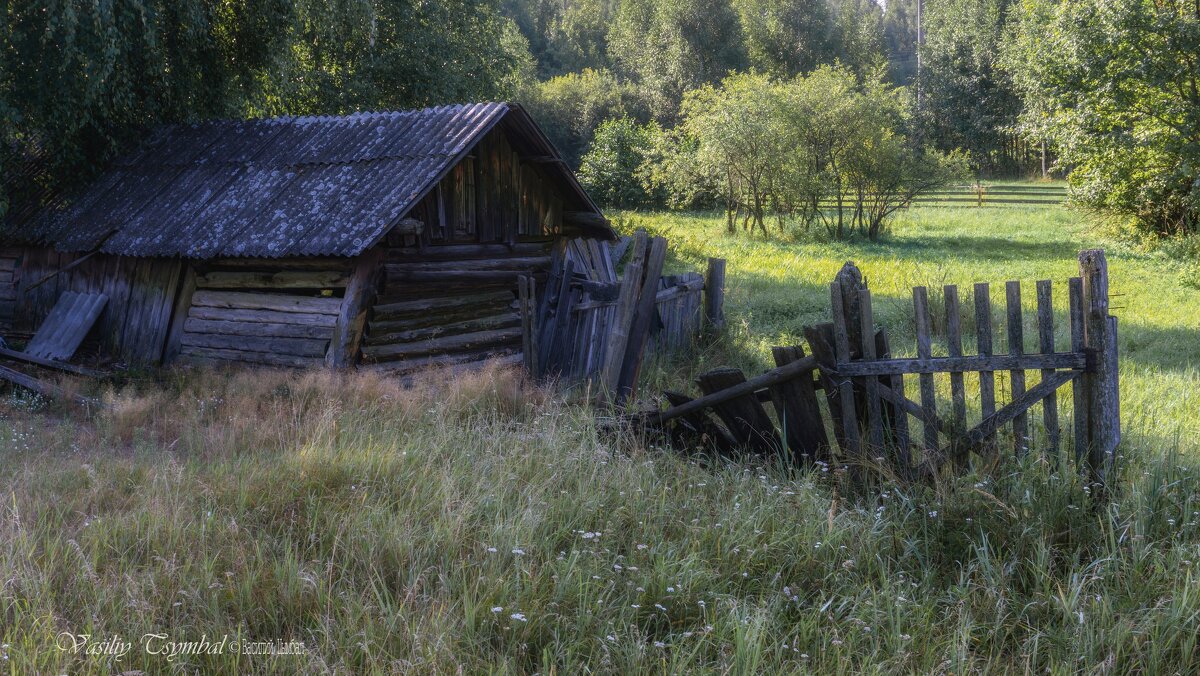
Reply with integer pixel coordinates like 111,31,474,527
0,103,616,373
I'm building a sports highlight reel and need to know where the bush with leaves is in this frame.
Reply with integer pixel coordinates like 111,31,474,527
521,69,629,168
1003,0,1200,237
577,118,666,208
675,66,966,240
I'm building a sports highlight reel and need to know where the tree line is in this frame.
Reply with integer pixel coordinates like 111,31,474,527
2,0,1197,242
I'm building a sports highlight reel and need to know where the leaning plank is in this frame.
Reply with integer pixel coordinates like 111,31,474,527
974,282,997,450
944,285,967,433
602,232,648,394
768,346,829,463
1069,277,1087,465
1006,281,1028,456
616,236,667,402
187,306,339,327
0,347,106,378
25,292,108,361
877,329,911,469
181,332,329,358
0,364,96,407
195,270,351,289
648,355,818,425
832,352,1086,376
941,370,1078,462
361,327,523,361
803,324,852,451
190,290,341,315
830,283,862,456
162,263,197,364
696,368,781,454
1036,280,1061,464
327,248,383,368
858,288,885,451
912,286,939,452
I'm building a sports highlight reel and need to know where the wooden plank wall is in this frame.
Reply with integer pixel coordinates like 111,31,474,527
394,127,566,250
0,247,21,334
173,258,351,368
9,247,182,363
360,242,553,375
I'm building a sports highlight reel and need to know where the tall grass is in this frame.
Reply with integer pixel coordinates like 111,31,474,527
2,204,1199,672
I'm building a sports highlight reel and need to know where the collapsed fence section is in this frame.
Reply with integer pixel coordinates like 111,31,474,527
519,231,725,401
646,249,1120,490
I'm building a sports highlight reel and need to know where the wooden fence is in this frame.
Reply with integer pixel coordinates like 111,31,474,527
648,249,1120,490
520,232,724,401
816,183,1068,210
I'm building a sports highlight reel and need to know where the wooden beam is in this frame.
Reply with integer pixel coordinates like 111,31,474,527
0,347,106,378
646,355,818,425
1080,249,1119,490
0,364,96,407
704,257,726,332
328,248,383,368
942,370,1079,461
162,262,197,364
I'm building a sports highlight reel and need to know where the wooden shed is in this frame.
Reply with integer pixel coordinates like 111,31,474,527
0,103,615,373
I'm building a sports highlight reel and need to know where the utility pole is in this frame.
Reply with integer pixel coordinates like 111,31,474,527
915,0,923,110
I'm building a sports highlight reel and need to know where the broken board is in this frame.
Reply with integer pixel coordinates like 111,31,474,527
23,291,109,361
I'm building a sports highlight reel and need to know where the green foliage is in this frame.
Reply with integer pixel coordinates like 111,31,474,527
607,0,747,122
1002,0,1200,236
0,0,535,216
733,0,836,77
521,68,629,167
918,0,1025,174
577,117,664,208
2,0,290,209
677,66,967,240
260,0,533,115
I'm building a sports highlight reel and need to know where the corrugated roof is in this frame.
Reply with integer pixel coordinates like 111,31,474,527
5,103,607,258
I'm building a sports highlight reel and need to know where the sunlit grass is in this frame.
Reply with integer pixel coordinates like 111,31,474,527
1,203,1199,672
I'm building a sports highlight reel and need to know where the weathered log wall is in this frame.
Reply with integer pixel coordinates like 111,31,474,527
172,258,352,368
360,242,553,375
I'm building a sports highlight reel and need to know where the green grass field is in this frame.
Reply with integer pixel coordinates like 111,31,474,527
2,204,1199,673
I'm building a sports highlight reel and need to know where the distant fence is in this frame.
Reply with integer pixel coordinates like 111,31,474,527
910,182,1067,208
519,233,724,401
816,183,1067,210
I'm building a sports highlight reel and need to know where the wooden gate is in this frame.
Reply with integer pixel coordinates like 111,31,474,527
647,249,1120,489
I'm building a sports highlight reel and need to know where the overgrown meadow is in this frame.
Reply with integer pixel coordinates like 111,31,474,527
2,204,1199,673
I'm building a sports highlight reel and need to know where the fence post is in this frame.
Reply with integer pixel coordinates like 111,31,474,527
704,257,726,333
1079,249,1120,493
